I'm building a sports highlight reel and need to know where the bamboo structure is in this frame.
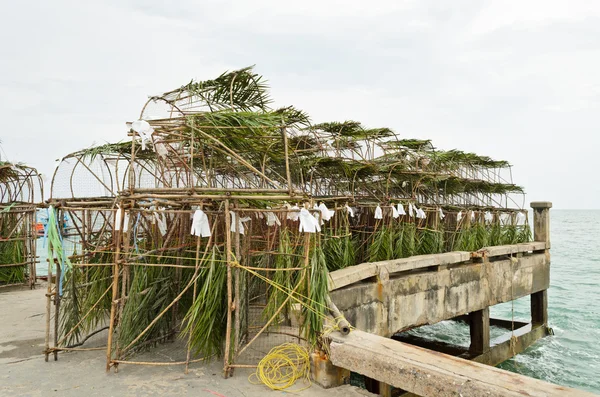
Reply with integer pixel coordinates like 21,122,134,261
44,67,532,376
0,161,42,289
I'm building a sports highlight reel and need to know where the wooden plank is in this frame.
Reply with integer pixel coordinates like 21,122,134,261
329,330,596,397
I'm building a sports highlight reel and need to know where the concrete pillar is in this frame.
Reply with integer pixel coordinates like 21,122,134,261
363,378,393,397
531,289,548,325
531,201,552,246
530,202,551,326
469,307,490,354
310,352,350,388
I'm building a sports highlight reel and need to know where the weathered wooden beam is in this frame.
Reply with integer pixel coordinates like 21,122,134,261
329,329,596,397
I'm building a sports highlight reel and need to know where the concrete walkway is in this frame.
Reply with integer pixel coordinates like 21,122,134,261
0,286,373,397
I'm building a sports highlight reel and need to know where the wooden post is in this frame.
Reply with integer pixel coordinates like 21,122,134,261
530,201,551,326
469,307,490,355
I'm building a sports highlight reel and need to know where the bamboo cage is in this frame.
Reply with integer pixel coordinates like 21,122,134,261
44,67,532,376
0,161,43,289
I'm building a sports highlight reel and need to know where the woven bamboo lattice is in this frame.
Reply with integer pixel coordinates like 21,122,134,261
44,67,532,376
0,161,43,289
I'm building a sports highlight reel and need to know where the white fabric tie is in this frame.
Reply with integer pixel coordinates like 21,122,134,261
266,211,281,227
131,120,154,151
345,204,355,218
457,211,463,223
484,211,493,223
115,207,130,232
299,208,320,233
438,208,445,220
191,209,211,237
152,137,169,158
408,203,414,218
318,203,335,222
154,208,167,236
374,205,383,220
397,203,406,216
231,211,251,234
123,211,130,232
115,207,122,231
416,207,426,219
287,204,300,221
391,205,399,219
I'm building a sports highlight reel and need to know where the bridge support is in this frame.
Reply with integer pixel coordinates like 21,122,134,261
310,352,350,388
320,202,559,396
531,201,551,328
469,307,490,355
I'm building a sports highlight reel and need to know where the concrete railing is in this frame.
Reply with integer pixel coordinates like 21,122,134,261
328,241,547,292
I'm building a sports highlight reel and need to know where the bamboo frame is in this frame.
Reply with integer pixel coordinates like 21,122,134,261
42,66,532,380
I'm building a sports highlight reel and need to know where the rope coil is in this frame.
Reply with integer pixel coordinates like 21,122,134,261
249,343,311,391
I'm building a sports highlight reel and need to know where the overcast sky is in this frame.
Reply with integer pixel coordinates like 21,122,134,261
1,0,598,209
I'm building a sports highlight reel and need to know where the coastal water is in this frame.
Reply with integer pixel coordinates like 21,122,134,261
409,210,600,393
35,210,600,393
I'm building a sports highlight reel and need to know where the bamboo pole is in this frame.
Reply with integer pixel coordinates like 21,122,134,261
53,262,61,360
125,194,299,201
233,201,242,354
172,213,187,338
44,241,54,362
281,126,293,196
112,357,209,366
126,187,295,194
185,235,202,374
223,199,233,378
105,205,124,372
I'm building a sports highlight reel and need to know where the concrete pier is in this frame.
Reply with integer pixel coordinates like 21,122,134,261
312,202,587,396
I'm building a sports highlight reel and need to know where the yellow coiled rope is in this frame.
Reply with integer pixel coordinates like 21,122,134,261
249,343,311,392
